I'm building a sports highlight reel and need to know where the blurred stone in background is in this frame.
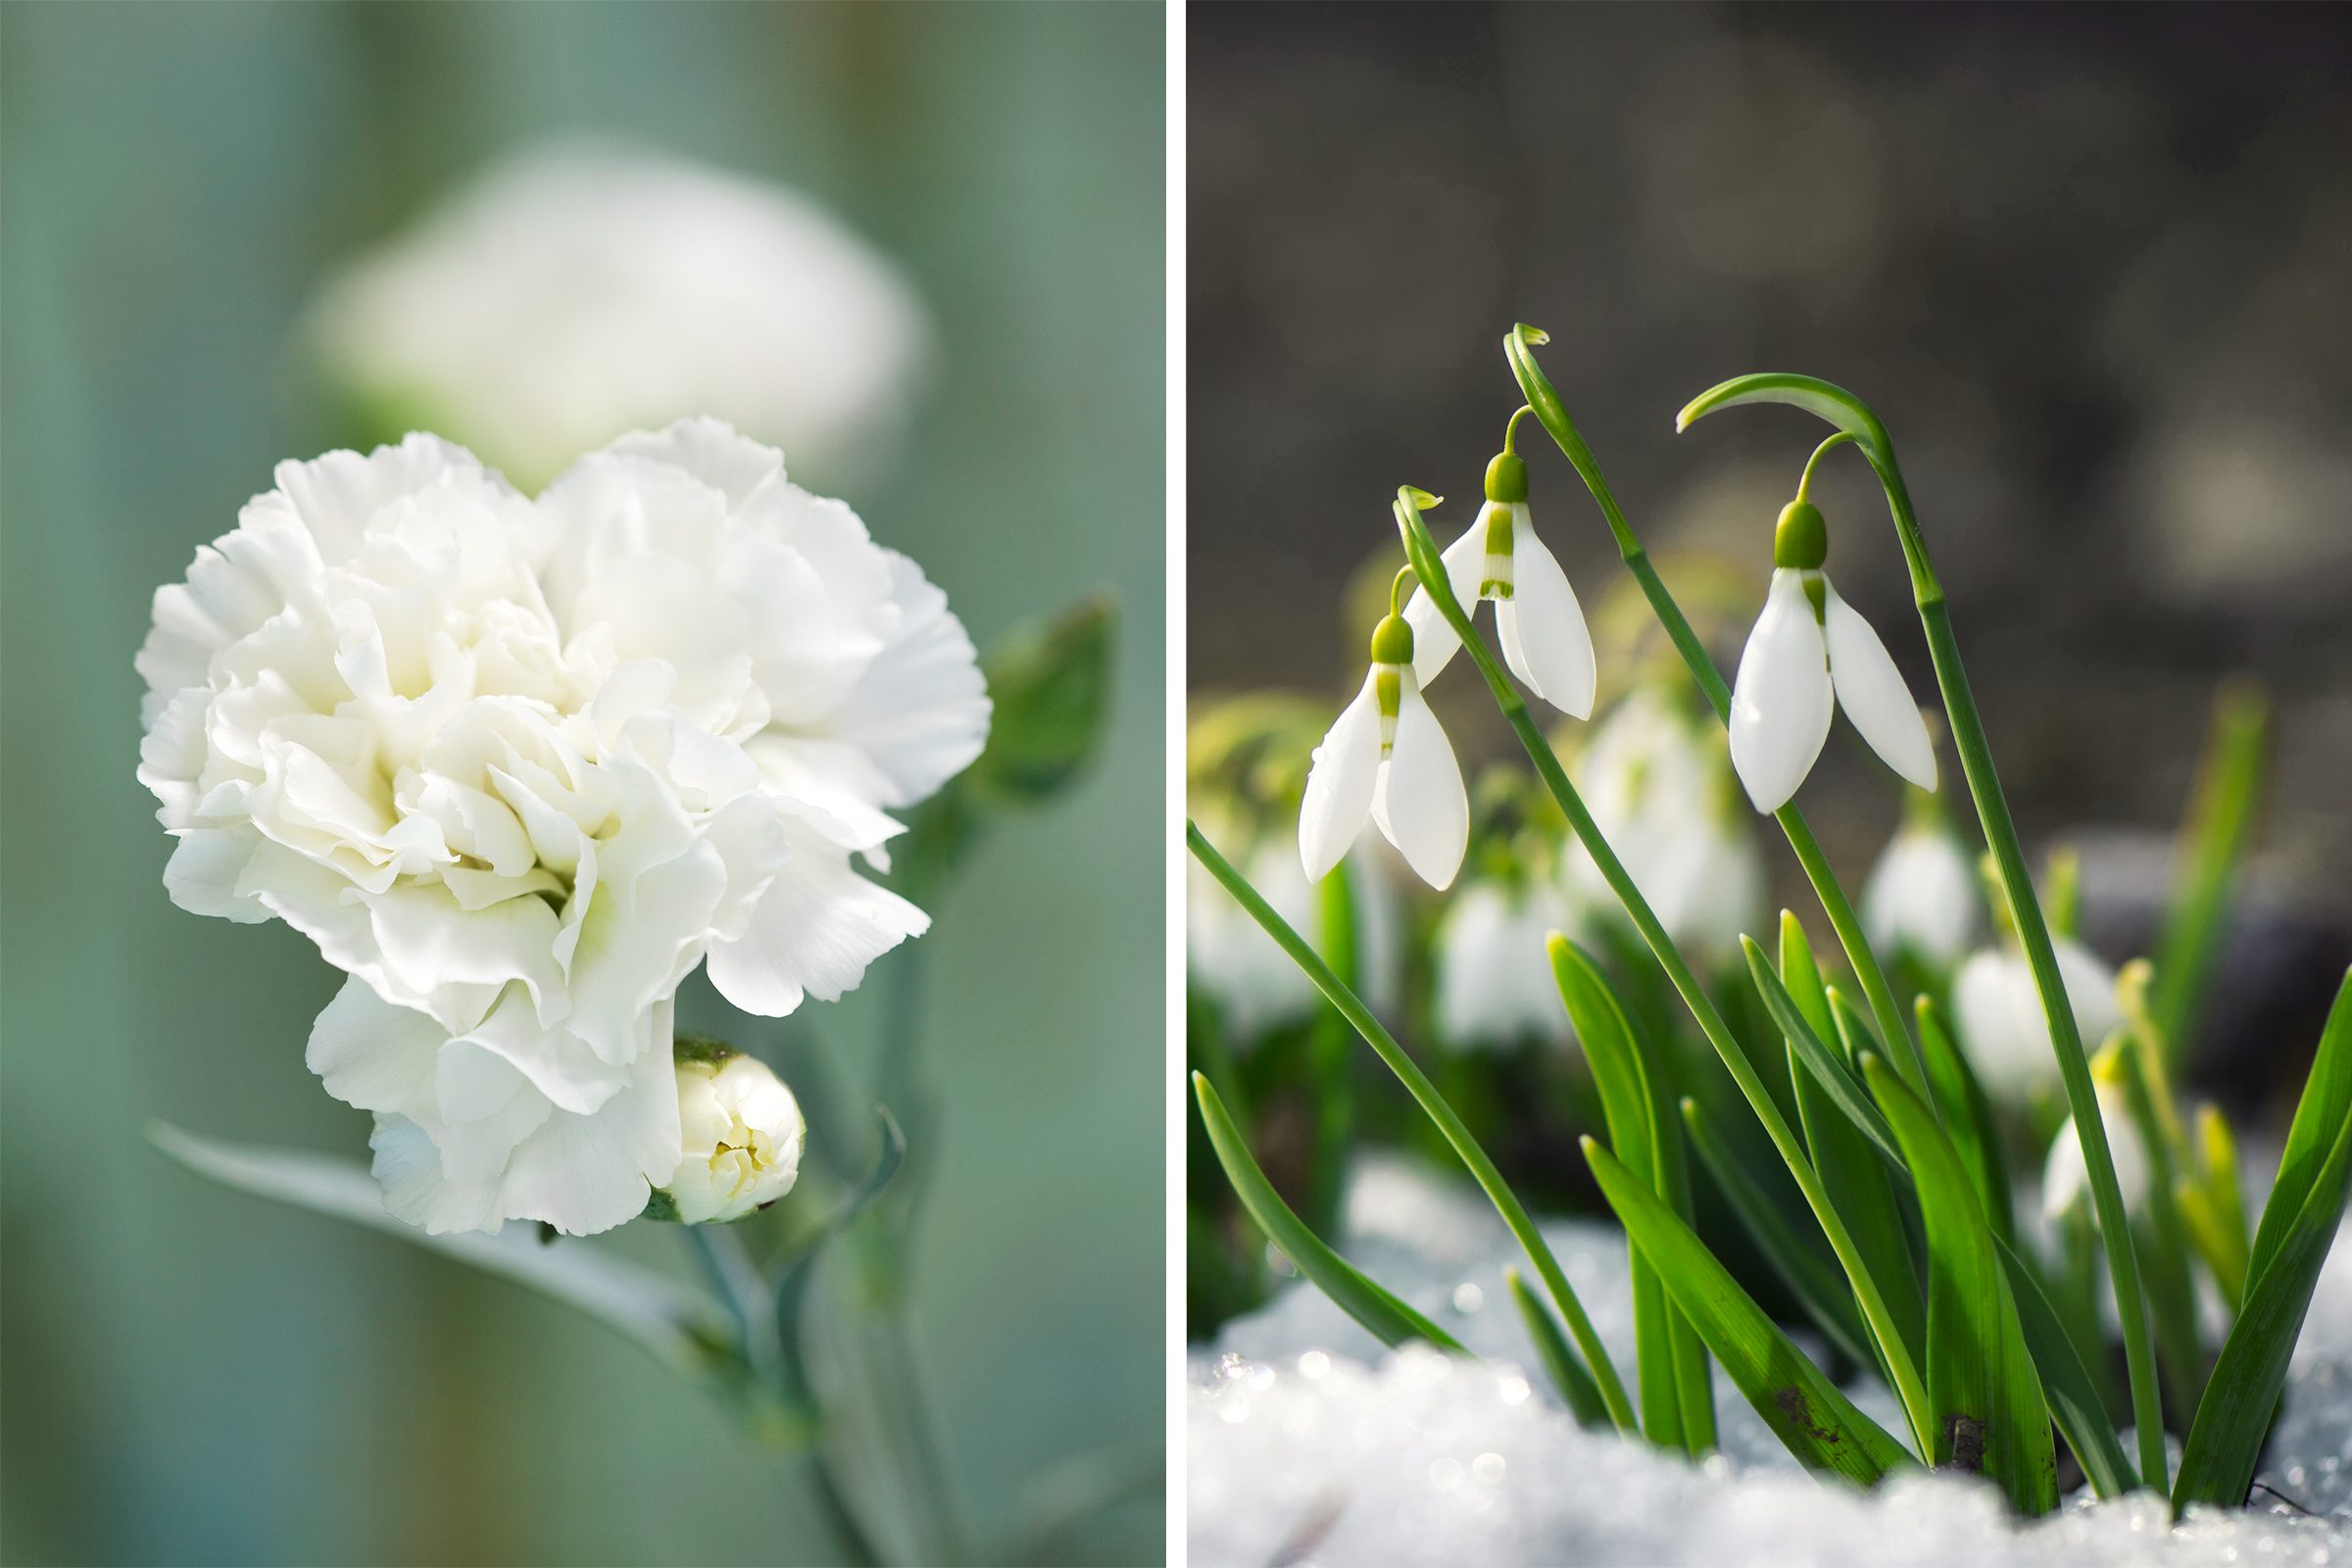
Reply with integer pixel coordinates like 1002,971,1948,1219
1189,1,2351,1095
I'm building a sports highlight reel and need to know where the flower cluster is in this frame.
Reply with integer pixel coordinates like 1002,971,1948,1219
138,419,988,1235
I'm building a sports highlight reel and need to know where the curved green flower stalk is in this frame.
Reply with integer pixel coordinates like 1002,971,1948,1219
1503,327,1933,1109
1394,487,1937,1462
1674,371,2169,1497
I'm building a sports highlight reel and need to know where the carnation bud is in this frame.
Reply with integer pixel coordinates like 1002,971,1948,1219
659,1046,807,1224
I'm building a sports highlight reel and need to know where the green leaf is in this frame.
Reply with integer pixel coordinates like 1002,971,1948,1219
150,1123,739,1388
1915,996,2014,1249
1191,1074,1466,1353
1551,935,1710,1451
2150,683,2268,1057
1776,919,1925,1385
1681,1097,1877,1373
1583,1137,1915,1484
2177,971,2352,1510
1741,939,1905,1176
2246,969,2352,1285
1861,1058,2057,1514
2175,1110,2352,1510
969,591,1117,805
1505,1266,1611,1430
1987,1235,2139,1498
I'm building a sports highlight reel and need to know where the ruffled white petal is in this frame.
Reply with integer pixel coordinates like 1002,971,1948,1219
1823,581,1936,792
811,549,990,807
705,824,929,1016
1370,680,1466,890
1494,514,1595,719
1403,522,1487,686
1298,673,1383,882
1729,568,1834,812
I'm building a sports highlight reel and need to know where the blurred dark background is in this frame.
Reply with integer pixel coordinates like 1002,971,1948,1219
1189,1,2351,1072
2,5,1163,1564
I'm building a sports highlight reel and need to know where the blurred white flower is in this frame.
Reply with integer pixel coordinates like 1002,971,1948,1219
2041,1073,2153,1225
1402,453,1595,718
1951,937,2125,1102
138,420,986,1234
1433,876,1578,1051
663,1050,807,1225
1860,812,1981,970
1728,502,1936,813
308,140,927,493
1564,688,1764,961
1188,808,1401,1042
1299,615,1466,891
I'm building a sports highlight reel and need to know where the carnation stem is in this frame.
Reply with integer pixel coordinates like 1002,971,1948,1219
1675,370,2169,1496
1502,328,1936,1112
1396,487,1937,1461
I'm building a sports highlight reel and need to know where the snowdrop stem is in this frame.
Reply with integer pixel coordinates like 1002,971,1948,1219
1677,370,2170,1497
1502,403,1537,457
1388,564,1417,617
1396,487,1938,1460
1501,327,1933,1107
1794,431,1858,504
1188,818,1642,1435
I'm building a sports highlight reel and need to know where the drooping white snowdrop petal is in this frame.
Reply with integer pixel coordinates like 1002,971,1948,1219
2042,1075,2153,1224
1433,877,1579,1050
1823,583,1937,793
1298,671,1384,882
1371,681,1468,891
1861,818,1980,969
1402,523,1486,687
1951,936,2126,1101
1494,514,1595,719
1729,567,1834,812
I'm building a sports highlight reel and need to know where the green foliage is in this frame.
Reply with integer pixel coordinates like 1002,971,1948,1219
1506,1267,1612,1430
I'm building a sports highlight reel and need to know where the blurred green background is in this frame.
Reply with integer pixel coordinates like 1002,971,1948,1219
0,4,1165,1564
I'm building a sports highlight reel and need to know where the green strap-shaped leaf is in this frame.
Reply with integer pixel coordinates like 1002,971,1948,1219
150,1123,744,1390
1681,1097,1877,1373
1742,938,1905,1175
1191,1073,1466,1354
1861,1058,2058,1514
1550,934,1695,1450
2247,970,2352,1284
1506,1266,1611,1430
1989,1234,2139,1498
1915,996,2015,1249
1776,918,1925,1381
1583,1137,1914,1486
2177,972,2352,1509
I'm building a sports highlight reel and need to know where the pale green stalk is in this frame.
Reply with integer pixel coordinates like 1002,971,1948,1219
1675,371,2169,1495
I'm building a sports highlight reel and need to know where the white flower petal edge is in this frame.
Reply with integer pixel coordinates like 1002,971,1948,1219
2042,1079,2152,1223
665,1054,806,1225
1729,568,1834,813
1298,672,1383,882
1402,524,1486,687
1370,681,1467,891
1494,514,1595,719
1861,823,1979,968
1823,583,1936,792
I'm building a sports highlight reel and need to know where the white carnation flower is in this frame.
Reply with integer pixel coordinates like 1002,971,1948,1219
307,140,927,493
137,422,987,1234
662,1051,808,1225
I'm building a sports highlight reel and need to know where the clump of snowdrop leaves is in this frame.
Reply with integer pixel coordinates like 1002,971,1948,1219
307,140,927,494
137,419,987,1235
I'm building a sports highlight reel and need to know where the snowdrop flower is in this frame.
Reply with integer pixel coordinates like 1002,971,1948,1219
1402,441,1596,716
308,140,926,493
2041,1063,2153,1225
1861,802,1981,970
1563,688,1765,961
660,1047,807,1225
1951,936,2126,1102
138,421,987,1233
1187,807,1401,1040
1728,497,1936,812
1433,873,1578,1051
1298,610,1467,891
